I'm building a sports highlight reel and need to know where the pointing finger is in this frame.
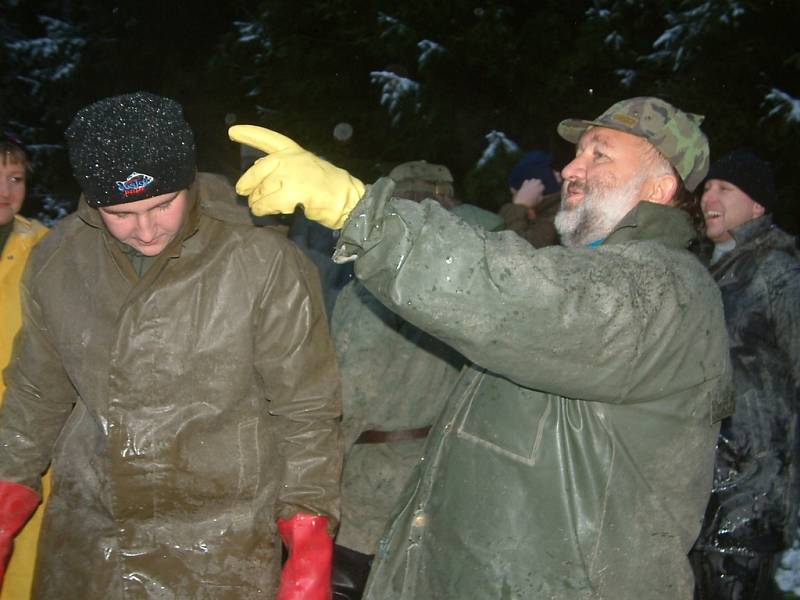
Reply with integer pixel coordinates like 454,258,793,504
228,125,302,154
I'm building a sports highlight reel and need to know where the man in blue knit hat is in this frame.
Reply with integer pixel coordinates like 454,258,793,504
499,149,562,247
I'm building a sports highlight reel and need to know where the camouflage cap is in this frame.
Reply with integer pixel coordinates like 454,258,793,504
389,160,454,198
557,97,710,191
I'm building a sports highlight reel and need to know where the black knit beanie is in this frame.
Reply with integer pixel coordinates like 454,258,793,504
705,149,777,212
66,92,196,207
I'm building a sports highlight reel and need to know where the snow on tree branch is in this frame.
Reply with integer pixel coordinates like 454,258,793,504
644,1,745,72
234,20,269,46
377,13,409,38
585,7,611,21
615,68,636,88
5,15,85,91
604,31,624,51
231,20,272,97
764,88,800,125
476,130,519,169
417,39,444,69
369,71,420,125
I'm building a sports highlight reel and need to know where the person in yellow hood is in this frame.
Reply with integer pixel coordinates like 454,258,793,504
0,130,48,600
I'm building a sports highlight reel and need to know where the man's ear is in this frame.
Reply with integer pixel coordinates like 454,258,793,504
643,174,679,206
752,201,766,219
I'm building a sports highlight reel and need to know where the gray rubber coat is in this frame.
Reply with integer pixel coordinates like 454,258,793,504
695,215,800,556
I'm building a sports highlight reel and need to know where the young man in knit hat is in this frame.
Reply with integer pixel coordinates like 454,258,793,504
690,149,800,599
0,92,342,599
228,96,732,599
0,130,49,600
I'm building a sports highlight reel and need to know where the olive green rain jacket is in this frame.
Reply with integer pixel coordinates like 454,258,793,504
334,178,732,600
0,173,342,599
331,276,465,555
332,203,500,555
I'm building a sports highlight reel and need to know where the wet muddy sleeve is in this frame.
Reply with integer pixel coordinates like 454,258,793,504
335,177,722,404
255,242,342,529
0,272,76,492
331,281,405,448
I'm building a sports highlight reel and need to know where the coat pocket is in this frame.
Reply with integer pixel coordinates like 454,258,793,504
455,374,553,466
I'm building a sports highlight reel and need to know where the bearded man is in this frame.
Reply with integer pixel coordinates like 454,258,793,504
228,96,732,599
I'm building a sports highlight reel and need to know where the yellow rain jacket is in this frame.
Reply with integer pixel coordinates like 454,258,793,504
0,214,48,600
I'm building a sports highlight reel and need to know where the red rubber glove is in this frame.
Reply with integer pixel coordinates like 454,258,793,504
0,481,40,586
276,513,333,600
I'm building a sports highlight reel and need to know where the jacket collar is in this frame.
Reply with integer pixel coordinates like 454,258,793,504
707,215,778,278
10,214,39,236
2,215,43,255
603,201,697,250
729,214,773,247
0,219,12,251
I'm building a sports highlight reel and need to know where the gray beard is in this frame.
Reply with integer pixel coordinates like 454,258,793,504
554,173,646,247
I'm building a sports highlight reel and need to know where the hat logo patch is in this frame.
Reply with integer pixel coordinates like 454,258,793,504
116,172,154,196
611,113,638,127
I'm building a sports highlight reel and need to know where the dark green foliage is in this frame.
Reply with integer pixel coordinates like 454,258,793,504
1,0,249,219
1,0,798,232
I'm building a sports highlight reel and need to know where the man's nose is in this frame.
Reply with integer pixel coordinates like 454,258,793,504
561,155,585,182
136,213,156,240
700,189,716,210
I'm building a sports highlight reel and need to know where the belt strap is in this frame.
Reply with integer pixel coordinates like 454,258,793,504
355,426,431,444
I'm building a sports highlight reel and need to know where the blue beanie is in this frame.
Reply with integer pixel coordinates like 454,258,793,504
508,150,559,195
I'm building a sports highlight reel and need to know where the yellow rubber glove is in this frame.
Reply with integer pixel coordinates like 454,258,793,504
229,125,365,230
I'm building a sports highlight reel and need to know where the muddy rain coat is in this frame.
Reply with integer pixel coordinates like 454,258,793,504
695,215,800,556
332,203,500,555
332,279,466,555
0,215,48,600
0,173,342,599
333,178,732,600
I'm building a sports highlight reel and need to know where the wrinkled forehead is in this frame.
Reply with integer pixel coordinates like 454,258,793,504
577,126,649,152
